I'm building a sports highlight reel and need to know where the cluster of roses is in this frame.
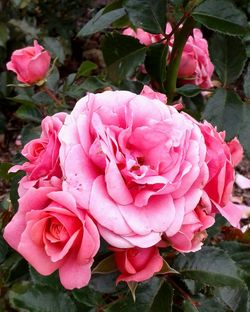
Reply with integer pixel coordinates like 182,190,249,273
4,26,243,290
123,23,214,89
4,85,243,290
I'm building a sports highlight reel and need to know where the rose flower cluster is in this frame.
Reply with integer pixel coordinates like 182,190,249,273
123,23,214,89
4,86,243,289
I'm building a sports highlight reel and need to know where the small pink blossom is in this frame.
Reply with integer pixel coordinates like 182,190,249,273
7,40,51,85
110,246,163,283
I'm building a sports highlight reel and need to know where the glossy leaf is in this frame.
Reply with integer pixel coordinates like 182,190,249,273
0,23,10,47
9,283,76,312
123,0,167,34
72,286,104,307
76,61,97,78
174,246,244,287
102,33,146,83
15,104,42,123
77,7,126,37
92,254,117,274
192,0,248,35
203,88,244,140
106,277,171,312
209,34,247,85
176,84,201,97
216,285,249,312
239,102,250,157
145,43,168,88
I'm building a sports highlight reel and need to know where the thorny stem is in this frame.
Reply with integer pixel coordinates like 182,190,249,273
165,16,195,103
42,85,62,107
166,276,197,307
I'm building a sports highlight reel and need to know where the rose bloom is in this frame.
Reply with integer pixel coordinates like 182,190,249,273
199,121,243,227
122,28,163,46
110,246,163,283
7,40,51,85
122,24,214,89
10,113,67,195
168,203,215,252
166,24,214,89
3,187,100,289
59,90,208,249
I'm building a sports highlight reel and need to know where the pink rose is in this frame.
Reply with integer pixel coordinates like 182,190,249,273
140,85,167,103
110,246,163,283
168,204,215,252
59,91,208,249
3,187,100,289
166,25,214,88
122,28,163,46
7,40,51,85
10,113,67,184
199,121,243,227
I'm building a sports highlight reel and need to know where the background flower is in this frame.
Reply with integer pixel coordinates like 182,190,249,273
6,40,51,85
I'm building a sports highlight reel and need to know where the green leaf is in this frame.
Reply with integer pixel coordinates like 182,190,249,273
29,266,62,290
123,0,167,34
76,61,97,78
9,19,39,37
209,34,247,85
43,37,67,64
150,282,174,312
203,88,244,140
46,67,60,90
239,102,250,157
106,277,168,312
92,254,117,274
244,63,250,99
0,235,9,264
77,7,126,37
7,94,34,106
176,84,201,97
89,272,120,294
15,104,42,123
145,43,168,89
9,283,76,312
192,0,248,36
72,287,104,307
0,23,9,47
21,125,41,145
0,162,12,181
216,285,249,312
174,246,244,287
102,33,146,84
182,300,199,312
218,241,250,278
187,296,229,312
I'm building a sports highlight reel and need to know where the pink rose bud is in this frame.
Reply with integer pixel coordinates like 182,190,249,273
110,246,163,283
6,40,51,85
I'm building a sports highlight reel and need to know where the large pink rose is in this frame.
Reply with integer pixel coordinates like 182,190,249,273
7,40,51,85
199,121,243,227
11,113,67,185
122,28,163,46
166,24,214,89
59,91,208,249
3,187,100,289
110,246,163,283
